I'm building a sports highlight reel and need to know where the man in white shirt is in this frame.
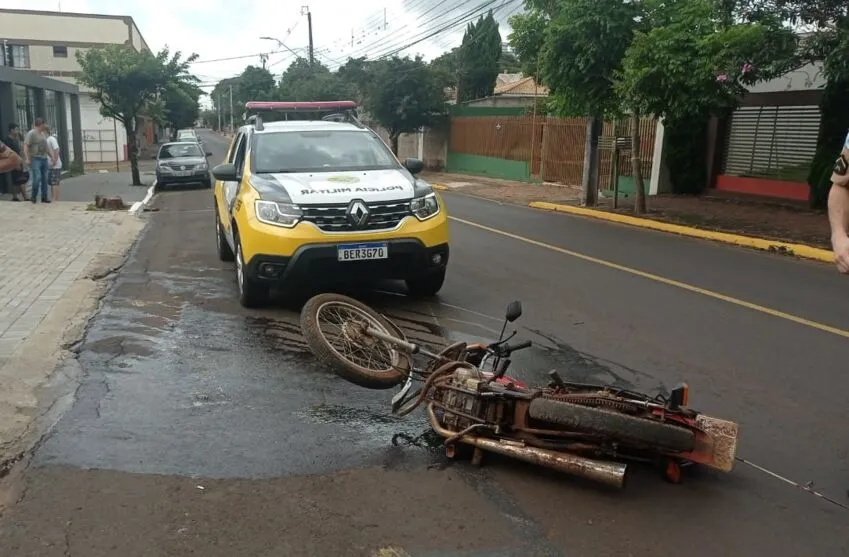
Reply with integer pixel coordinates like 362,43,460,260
45,126,62,201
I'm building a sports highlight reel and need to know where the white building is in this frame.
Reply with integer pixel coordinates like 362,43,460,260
0,8,154,164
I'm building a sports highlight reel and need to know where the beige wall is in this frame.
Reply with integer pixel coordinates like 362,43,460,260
0,12,131,45
131,22,149,52
26,45,84,72
0,10,150,162
423,127,447,170
364,122,447,171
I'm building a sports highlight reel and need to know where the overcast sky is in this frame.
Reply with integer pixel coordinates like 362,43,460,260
6,0,523,107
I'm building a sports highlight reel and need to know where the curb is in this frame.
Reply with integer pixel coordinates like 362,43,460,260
128,180,157,216
432,183,448,191
529,201,833,264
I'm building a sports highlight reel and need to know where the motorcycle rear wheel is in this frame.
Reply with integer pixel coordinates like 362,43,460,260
300,293,412,389
528,398,696,452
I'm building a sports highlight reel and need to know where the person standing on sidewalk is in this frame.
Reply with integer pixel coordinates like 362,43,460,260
45,126,62,201
4,123,28,201
23,118,51,204
828,130,849,273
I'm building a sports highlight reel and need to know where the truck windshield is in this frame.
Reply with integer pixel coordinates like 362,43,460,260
252,130,400,174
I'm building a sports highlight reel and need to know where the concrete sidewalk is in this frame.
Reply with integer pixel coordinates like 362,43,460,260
424,171,832,261
0,201,145,464
0,169,155,205
58,170,155,204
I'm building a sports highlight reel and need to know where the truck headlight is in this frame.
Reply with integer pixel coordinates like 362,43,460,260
255,200,303,228
410,193,440,221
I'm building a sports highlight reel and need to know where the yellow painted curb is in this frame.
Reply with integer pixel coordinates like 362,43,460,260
373,547,411,557
432,183,448,191
529,201,833,264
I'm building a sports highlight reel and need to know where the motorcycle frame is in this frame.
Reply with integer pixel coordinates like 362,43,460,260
365,323,732,479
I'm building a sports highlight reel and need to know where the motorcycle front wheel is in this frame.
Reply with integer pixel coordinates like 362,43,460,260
300,293,412,389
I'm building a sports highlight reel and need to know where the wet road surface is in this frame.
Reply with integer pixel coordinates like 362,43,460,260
1,129,847,556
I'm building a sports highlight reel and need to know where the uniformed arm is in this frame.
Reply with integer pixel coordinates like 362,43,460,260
828,131,849,273
829,186,849,273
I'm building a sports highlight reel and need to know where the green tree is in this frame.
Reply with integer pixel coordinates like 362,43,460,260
617,0,796,200
162,82,203,138
240,65,277,101
199,108,218,129
210,66,276,131
529,0,641,207
771,0,849,207
210,77,240,130
361,56,445,154
278,58,354,101
336,57,371,102
430,48,460,90
506,10,548,77
76,44,198,185
457,11,503,102
500,50,522,73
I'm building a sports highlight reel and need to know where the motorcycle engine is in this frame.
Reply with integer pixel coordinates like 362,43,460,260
440,366,500,431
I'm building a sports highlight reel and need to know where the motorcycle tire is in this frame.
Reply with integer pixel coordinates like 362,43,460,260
300,293,412,390
528,398,696,452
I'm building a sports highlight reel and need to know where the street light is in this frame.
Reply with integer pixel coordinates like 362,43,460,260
259,36,302,59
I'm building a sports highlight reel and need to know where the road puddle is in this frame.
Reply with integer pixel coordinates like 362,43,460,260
300,403,440,452
244,316,310,354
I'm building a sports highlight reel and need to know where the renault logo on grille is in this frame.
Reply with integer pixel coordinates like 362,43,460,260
347,200,370,227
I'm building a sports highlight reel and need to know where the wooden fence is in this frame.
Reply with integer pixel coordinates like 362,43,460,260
449,114,658,187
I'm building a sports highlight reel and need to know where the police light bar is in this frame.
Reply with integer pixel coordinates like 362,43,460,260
243,100,362,131
245,100,357,111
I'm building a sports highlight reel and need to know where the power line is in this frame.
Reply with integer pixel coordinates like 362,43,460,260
191,48,303,64
324,0,427,53
327,0,516,71
369,0,515,62
430,2,523,51
323,0,520,85
327,0,455,65
198,0,522,94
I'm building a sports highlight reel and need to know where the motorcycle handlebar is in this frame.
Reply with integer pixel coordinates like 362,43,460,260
501,339,532,355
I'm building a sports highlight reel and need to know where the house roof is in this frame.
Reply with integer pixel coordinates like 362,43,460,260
493,76,548,96
495,73,524,87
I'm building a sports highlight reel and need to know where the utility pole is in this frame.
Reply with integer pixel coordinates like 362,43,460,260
302,6,314,68
217,92,221,132
228,85,234,134
260,53,268,69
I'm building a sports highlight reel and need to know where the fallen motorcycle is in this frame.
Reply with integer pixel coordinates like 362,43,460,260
299,293,739,488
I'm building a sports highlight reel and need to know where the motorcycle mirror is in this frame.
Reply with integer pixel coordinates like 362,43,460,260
505,301,522,322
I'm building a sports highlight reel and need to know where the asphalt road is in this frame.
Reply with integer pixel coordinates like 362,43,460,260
1,129,847,557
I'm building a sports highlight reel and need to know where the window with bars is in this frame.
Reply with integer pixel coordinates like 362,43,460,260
721,105,821,183
14,84,34,130
1,43,30,68
44,90,58,132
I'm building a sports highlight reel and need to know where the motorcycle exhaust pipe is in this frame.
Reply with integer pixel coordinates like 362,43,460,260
427,404,628,489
